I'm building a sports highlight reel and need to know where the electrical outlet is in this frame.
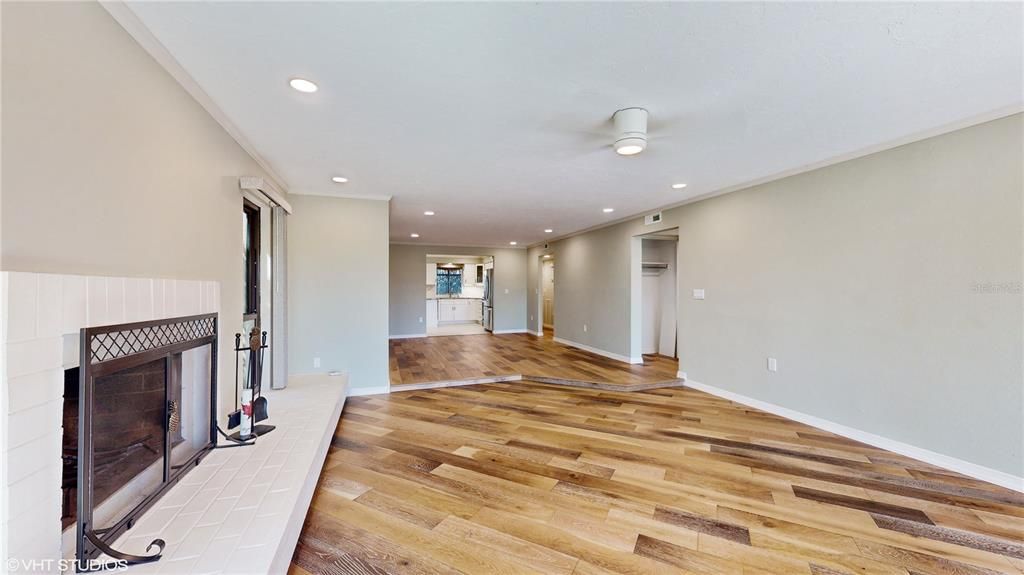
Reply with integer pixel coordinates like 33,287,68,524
530,315,534,321
418,316,423,323
314,357,321,369
693,289,705,300
504,288,509,294
767,357,777,372
583,324,588,332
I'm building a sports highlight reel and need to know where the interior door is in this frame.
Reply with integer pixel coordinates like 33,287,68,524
542,261,555,328
641,272,660,355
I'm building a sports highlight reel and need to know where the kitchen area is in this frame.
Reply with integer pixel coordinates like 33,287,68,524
425,254,494,336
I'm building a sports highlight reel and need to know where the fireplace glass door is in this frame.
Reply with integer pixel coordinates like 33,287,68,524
87,358,168,531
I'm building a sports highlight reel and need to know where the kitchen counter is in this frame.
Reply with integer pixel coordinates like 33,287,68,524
426,297,483,300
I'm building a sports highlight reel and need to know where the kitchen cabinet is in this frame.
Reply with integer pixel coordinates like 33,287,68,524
464,264,480,285
436,299,482,323
426,263,437,285
425,300,438,328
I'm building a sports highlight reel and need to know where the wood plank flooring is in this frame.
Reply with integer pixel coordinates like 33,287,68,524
390,332,680,390
291,381,1024,575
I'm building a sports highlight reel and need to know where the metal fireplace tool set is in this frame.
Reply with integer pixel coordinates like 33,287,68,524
222,326,275,444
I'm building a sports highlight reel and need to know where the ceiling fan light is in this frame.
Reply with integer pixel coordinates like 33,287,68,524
614,138,646,156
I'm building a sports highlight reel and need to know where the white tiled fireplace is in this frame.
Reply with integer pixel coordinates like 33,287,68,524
0,272,219,570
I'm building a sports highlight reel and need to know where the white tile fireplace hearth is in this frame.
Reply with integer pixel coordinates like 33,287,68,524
2,272,349,574
106,374,346,574
1,272,219,571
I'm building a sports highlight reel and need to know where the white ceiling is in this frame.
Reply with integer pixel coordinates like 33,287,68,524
123,2,1022,247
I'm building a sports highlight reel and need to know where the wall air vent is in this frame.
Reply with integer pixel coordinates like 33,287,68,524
644,212,663,225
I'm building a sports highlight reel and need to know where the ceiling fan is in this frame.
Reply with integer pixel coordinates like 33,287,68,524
611,107,649,156
539,107,678,159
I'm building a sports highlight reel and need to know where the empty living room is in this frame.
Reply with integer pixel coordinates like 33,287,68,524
1,1,1022,574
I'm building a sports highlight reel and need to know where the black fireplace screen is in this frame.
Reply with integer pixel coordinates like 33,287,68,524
76,313,217,566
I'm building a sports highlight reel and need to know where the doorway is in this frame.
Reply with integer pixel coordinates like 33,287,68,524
426,254,494,336
242,194,286,389
635,228,679,360
542,257,555,333
536,254,555,336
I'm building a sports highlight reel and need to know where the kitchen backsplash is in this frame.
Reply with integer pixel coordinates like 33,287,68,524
427,284,484,298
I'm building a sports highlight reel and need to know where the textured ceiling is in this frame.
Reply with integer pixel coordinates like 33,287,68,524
124,2,1022,247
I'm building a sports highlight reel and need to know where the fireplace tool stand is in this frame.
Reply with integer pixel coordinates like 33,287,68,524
222,327,274,444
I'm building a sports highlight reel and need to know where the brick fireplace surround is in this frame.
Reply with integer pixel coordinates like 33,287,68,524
1,272,348,574
1,273,219,566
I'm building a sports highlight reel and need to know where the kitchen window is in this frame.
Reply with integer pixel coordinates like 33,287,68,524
436,267,462,296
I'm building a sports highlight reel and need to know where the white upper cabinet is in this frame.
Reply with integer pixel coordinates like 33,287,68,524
465,264,479,285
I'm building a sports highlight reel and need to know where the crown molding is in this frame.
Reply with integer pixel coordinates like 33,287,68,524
390,241,526,250
289,190,393,202
529,104,1024,248
100,1,291,196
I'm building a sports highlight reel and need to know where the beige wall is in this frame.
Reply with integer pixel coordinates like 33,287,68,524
529,113,1023,476
288,195,390,392
390,243,527,336
1,1,284,413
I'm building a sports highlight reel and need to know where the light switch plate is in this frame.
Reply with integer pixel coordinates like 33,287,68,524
767,357,777,372
693,289,705,300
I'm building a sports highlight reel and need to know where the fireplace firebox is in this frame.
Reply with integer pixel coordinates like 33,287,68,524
73,313,218,569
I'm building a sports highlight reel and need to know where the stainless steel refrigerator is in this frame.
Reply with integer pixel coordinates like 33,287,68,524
482,267,494,332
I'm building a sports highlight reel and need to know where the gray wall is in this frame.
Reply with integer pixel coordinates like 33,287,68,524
528,114,1023,476
288,196,390,392
1,0,284,413
528,224,634,353
390,244,527,336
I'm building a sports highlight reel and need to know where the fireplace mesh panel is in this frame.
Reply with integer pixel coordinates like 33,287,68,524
90,316,216,364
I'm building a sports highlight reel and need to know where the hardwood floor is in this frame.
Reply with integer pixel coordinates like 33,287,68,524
291,382,1024,575
390,332,680,390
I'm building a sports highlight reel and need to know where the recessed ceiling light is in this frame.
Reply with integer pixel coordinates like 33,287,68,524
509,241,518,246
331,176,348,183
603,208,615,213
289,78,318,93
543,254,552,259
544,229,553,233
672,183,687,189
424,211,435,216
410,233,420,238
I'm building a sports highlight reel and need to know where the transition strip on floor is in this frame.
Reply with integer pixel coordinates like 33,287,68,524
389,373,685,393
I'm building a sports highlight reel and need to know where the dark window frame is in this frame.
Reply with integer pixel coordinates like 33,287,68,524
243,199,261,319
436,266,463,296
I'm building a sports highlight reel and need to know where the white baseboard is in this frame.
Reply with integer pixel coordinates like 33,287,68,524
493,329,529,334
684,380,1024,493
553,337,638,364
347,385,391,397
389,333,426,339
